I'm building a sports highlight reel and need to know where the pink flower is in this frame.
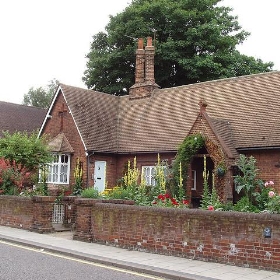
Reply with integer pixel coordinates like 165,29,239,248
265,181,274,187
208,205,214,211
268,191,275,198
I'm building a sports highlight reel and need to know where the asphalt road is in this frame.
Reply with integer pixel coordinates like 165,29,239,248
0,241,166,280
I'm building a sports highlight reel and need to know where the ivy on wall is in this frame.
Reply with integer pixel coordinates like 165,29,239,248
173,134,204,189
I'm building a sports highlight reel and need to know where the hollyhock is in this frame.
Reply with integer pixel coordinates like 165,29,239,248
265,181,274,187
268,191,275,198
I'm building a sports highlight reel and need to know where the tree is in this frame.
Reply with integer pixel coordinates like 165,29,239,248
83,0,273,96
23,79,59,108
0,131,51,192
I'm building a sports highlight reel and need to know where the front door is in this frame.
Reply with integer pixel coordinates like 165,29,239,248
94,161,106,192
191,156,214,207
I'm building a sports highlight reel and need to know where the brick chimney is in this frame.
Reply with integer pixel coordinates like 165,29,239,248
135,38,145,84
129,37,159,99
145,37,155,83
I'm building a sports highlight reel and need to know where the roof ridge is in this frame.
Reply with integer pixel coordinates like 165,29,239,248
158,70,280,92
0,100,46,111
59,83,115,97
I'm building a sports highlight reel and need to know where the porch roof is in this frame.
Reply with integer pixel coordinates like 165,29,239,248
48,133,74,153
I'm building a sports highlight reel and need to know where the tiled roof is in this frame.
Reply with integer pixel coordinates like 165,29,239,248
60,71,280,154
0,101,47,137
60,84,118,152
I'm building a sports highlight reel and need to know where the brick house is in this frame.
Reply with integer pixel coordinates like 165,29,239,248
39,37,280,205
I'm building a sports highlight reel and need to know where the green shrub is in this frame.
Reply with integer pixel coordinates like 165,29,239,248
105,186,131,200
81,187,100,198
233,196,259,213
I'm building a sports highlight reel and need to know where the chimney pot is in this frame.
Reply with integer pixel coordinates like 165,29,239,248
199,98,208,113
147,37,153,47
138,38,144,49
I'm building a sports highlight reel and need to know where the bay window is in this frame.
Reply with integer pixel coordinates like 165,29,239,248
46,153,70,184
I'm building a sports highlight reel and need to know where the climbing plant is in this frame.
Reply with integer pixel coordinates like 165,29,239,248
172,134,204,192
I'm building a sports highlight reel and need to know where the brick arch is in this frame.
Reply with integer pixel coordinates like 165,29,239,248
204,137,227,201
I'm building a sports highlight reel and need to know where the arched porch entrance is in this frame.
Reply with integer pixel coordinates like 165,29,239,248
186,137,231,207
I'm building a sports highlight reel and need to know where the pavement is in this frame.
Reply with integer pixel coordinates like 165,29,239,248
0,226,280,280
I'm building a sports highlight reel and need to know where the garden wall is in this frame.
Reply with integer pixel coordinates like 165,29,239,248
0,195,76,233
1,196,280,272
0,196,34,230
74,199,280,272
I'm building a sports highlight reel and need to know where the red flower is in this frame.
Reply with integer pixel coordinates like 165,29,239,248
152,201,157,204
208,205,214,211
172,200,179,206
158,194,165,200
171,198,176,203
165,193,170,199
182,200,189,205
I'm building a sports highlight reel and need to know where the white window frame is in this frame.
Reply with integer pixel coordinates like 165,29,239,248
142,166,157,186
141,165,168,186
191,170,197,190
46,153,70,184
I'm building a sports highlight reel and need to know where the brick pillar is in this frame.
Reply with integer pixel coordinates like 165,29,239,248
31,196,56,233
73,198,101,242
62,196,76,228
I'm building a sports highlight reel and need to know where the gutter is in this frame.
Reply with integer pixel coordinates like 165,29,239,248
237,146,280,151
86,150,95,187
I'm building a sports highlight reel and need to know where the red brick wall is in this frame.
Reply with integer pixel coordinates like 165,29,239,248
0,196,76,233
75,201,280,272
0,196,33,229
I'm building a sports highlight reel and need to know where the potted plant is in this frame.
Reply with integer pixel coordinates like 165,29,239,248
216,162,226,177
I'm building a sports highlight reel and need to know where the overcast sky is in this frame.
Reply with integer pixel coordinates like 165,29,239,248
0,0,279,104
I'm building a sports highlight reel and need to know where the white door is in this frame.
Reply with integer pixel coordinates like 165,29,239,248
94,161,106,193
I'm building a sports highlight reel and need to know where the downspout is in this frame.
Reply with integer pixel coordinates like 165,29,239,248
86,151,94,187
